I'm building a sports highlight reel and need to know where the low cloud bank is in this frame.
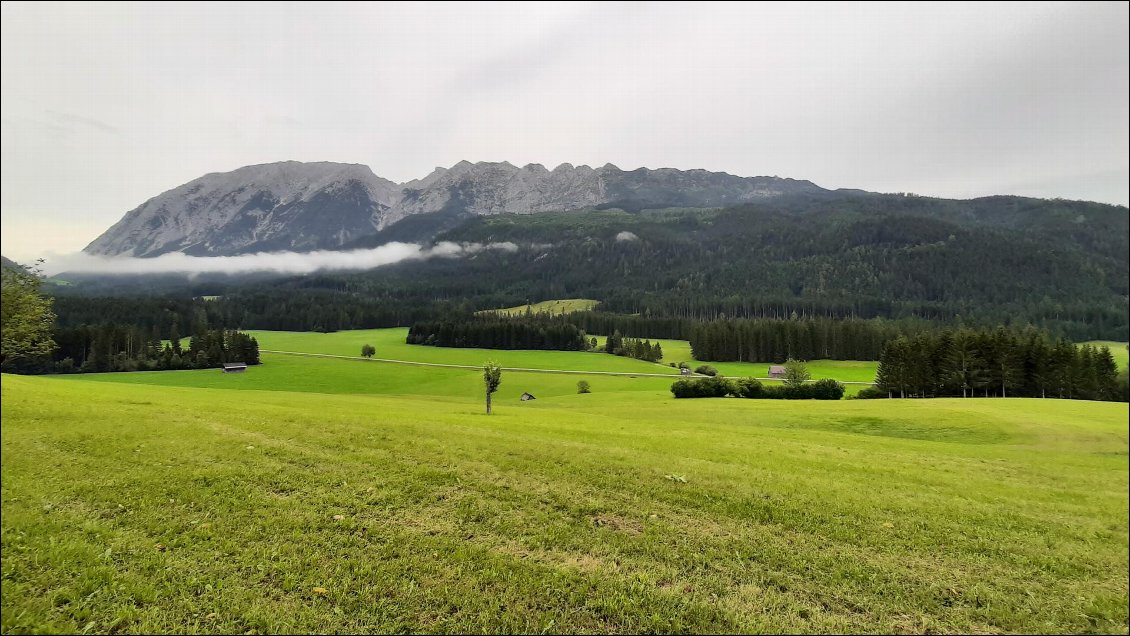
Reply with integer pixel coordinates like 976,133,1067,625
43,242,519,277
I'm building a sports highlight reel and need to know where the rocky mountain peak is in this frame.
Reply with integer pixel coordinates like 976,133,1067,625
84,160,828,257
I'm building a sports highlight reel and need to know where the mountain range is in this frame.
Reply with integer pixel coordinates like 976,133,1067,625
83,161,824,257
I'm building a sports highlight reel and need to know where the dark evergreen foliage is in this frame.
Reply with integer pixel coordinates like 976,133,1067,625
670,376,845,399
407,317,590,351
31,325,260,374
689,317,925,362
604,330,663,362
49,193,1129,341
873,327,1123,401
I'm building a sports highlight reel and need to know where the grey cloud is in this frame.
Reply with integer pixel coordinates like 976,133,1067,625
45,110,120,134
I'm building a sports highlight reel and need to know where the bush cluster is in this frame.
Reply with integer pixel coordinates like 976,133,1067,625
671,377,844,400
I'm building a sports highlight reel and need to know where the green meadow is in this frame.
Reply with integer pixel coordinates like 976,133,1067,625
477,298,601,317
60,353,678,402
247,329,680,376
651,335,878,383
246,328,880,384
2,372,1127,634
3,328,1128,633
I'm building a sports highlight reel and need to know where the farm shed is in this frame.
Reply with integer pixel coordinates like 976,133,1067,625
520,392,536,401
222,362,247,373
768,365,786,379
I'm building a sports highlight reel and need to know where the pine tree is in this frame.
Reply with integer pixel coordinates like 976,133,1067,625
942,330,985,398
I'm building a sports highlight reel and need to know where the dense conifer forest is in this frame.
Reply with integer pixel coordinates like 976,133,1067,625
870,327,1124,401
407,317,591,351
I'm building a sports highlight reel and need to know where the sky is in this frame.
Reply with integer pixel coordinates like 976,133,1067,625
2,1,1127,262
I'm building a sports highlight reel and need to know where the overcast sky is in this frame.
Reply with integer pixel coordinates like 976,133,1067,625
2,1,1127,262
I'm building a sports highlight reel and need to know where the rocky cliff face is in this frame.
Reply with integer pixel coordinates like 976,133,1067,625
85,160,826,256
84,162,399,257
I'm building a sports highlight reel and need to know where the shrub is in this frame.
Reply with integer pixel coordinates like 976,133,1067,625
671,376,733,398
855,386,888,399
760,381,842,400
694,365,718,377
809,378,845,400
732,377,764,398
577,380,591,394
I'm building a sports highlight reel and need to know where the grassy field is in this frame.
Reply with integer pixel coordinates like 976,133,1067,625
57,353,679,402
247,329,680,376
477,298,600,317
651,335,878,384
246,329,878,384
2,374,1127,634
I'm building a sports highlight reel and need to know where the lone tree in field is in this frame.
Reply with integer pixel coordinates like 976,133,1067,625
361,344,376,358
782,358,811,388
577,380,591,394
483,361,502,414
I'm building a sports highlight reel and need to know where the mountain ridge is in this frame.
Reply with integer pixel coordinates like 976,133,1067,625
83,161,827,257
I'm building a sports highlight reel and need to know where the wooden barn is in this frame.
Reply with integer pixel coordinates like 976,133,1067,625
767,365,786,379
520,392,536,401
222,362,247,373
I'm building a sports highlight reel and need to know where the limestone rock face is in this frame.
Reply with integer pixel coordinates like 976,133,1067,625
85,160,826,256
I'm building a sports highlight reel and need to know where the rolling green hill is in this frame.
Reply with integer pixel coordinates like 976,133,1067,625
3,374,1126,633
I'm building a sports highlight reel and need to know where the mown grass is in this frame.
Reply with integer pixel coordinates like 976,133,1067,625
2,374,1126,634
477,298,601,317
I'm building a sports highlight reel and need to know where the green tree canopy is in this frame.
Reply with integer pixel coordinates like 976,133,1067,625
1,261,56,369
782,358,811,388
483,361,502,414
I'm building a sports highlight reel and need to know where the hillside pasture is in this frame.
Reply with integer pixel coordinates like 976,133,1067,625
476,298,600,317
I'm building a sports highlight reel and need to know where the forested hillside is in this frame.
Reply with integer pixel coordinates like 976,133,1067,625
50,192,1128,340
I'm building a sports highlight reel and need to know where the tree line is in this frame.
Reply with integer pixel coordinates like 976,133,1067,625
407,317,591,351
40,325,260,374
688,317,923,362
871,327,1126,401
605,331,663,362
